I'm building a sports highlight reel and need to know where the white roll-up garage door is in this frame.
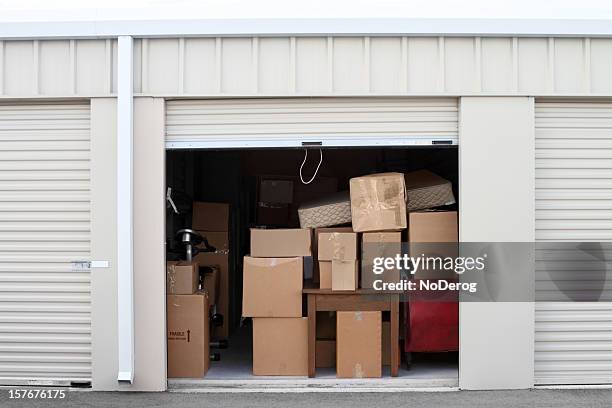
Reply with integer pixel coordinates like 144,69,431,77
535,100,612,385
0,102,91,385
165,98,458,148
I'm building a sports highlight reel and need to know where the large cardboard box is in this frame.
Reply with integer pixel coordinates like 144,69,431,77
194,231,230,338
166,261,199,295
259,177,294,204
167,293,210,378
252,317,308,376
316,340,336,368
242,256,303,317
319,261,332,289
337,311,382,378
361,231,402,290
250,228,311,257
408,211,458,279
318,232,358,261
192,202,230,232
404,170,456,211
349,172,407,232
297,191,352,229
331,260,359,291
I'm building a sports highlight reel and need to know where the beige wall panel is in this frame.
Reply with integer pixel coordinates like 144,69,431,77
4,41,35,95
183,38,217,94
132,97,166,391
221,38,253,93
370,37,402,93
445,37,477,92
481,38,514,92
590,39,612,93
111,40,118,94
333,37,367,92
518,38,548,93
132,39,142,94
76,40,108,95
258,38,290,93
554,38,585,93
295,37,329,93
39,41,71,95
90,98,118,391
147,39,180,94
407,37,440,92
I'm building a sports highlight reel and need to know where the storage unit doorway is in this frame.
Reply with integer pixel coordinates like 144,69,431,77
164,97,461,389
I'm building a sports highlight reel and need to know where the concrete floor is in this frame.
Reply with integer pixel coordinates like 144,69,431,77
169,324,459,391
3,389,612,408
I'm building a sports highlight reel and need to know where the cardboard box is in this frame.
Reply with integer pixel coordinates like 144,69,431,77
259,178,294,204
201,265,219,306
318,232,358,261
194,231,230,338
316,340,336,368
167,293,210,378
316,311,336,339
192,202,230,232
360,232,402,290
408,211,458,242
313,227,353,283
408,211,458,279
166,261,199,295
242,256,303,317
250,228,311,257
256,202,289,226
404,170,456,211
332,260,359,291
349,172,407,232
337,311,382,378
298,191,352,229
319,261,332,289
252,317,308,376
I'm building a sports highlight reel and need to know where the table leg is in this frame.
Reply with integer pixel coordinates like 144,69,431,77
308,294,316,378
390,298,399,377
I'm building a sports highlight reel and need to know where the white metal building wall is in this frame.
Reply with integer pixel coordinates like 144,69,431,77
0,102,91,385
165,97,458,148
535,100,612,385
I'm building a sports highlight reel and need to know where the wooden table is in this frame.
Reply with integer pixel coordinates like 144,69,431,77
303,288,400,378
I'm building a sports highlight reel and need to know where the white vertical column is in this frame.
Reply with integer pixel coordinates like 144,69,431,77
116,35,134,384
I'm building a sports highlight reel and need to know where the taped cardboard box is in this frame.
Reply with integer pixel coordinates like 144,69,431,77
404,170,456,211
167,292,209,378
192,202,230,232
242,256,303,317
200,265,219,306
332,260,359,291
337,311,382,378
250,228,312,257
349,173,407,232
297,191,352,229
313,226,353,283
194,231,230,338
318,232,358,261
316,340,336,368
360,231,402,290
166,261,199,295
408,211,458,280
252,317,308,376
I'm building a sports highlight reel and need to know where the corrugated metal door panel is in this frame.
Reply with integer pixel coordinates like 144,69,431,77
535,100,612,385
165,98,459,147
0,102,91,385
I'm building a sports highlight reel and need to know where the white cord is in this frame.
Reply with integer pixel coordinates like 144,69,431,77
166,187,179,214
299,148,323,185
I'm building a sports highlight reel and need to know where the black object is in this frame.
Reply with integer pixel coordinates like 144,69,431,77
175,228,216,262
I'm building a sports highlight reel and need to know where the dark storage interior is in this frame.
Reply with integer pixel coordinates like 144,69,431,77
165,147,459,382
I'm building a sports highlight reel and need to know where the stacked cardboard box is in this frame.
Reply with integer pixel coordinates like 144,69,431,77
317,230,359,291
242,228,311,376
192,202,231,339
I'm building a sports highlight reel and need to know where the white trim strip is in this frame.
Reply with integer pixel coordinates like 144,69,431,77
116,35,134,385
